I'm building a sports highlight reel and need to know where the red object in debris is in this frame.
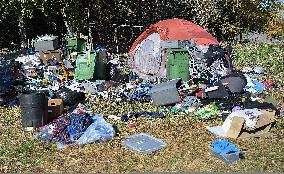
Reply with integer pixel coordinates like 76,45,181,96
129,122,137,128
196,89,204,99
262,80,275,88
129,18,219,55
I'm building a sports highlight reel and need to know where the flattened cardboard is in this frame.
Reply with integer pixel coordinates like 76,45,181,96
207,109,275,139
226,117,245,139
39,49,62,64
237,109,275,139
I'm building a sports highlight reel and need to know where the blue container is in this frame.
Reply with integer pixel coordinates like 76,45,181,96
210,139,240,164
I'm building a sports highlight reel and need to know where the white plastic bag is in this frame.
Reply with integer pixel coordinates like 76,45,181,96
76,115,115,145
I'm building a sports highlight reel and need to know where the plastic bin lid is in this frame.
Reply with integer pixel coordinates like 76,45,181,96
123,133,167,153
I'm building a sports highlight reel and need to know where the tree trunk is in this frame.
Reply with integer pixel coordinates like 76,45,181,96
19,15,27,48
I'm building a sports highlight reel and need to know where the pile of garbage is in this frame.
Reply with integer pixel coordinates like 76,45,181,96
0,31,283,162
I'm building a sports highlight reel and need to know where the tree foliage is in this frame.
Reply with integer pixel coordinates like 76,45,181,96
0,0,283,50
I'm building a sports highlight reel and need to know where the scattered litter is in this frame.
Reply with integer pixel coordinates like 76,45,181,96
194,104,219,121
120,111,165,121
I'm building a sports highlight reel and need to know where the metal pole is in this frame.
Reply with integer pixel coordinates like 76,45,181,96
115,27,118,53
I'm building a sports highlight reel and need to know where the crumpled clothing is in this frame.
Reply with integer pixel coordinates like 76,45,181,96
210,139,240,154
36,109,93,146
194,104,219,120
244,80,265,94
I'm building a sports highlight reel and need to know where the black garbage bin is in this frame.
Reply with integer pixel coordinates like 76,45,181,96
19,93,48,128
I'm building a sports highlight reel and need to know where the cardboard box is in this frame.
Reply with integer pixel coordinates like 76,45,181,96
39,49,62,64
206,109,275,139
34,36,59,51
234,109,275,139
47,99,64,123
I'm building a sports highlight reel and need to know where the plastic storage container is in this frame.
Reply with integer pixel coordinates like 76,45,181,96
211,148,240,164
210,139,240,164
123,133,167,153
150,79,182,106
19,93,48,128
34,36,59,51
166,48,189,81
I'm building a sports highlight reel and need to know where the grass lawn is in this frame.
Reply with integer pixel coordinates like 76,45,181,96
0,42,283,173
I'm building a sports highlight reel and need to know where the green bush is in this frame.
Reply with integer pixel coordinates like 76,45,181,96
234,42,284,80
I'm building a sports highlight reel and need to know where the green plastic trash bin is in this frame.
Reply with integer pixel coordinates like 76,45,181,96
166,48,189,81
74,51,96,80
67,38,86,53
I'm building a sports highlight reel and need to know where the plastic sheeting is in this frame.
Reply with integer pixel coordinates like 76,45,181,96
131,33,163,79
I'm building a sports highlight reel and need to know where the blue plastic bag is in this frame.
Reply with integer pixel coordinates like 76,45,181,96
76,115,115,145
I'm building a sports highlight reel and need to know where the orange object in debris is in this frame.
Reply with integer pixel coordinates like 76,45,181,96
60,63,68,81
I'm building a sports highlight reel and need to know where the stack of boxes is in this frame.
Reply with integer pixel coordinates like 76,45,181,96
34,35,62,64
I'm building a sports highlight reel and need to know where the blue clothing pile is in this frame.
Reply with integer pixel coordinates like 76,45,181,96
210,139,240,154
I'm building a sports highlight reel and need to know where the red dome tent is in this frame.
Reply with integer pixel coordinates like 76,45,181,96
128,18,231,81
129,18,219,54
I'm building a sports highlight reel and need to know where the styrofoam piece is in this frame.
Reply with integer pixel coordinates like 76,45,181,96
123,133,167,153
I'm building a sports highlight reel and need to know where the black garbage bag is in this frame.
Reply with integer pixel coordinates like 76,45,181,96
220,72,247,94
55,87,85,106
204,44,227,67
